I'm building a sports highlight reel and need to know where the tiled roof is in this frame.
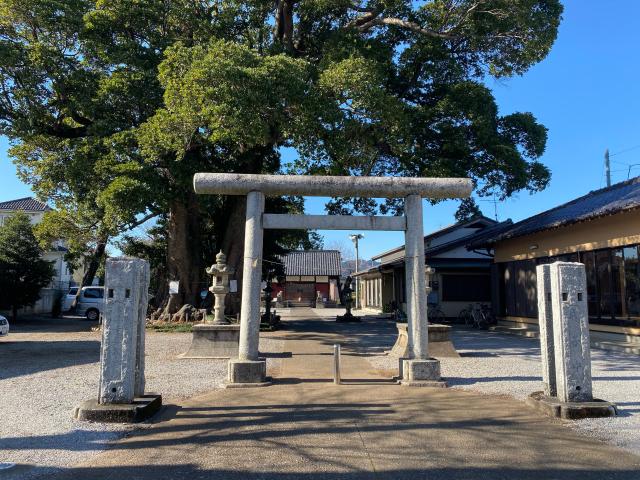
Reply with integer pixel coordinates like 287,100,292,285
470,176,640,247
0,197,51,212
283,250,342,276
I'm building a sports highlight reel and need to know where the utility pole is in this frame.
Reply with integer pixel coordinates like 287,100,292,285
349,234,364,309
605,149,611,187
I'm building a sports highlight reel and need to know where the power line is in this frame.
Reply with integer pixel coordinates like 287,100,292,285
610,144,640,157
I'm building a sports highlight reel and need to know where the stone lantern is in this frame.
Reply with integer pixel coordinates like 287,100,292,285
180,250,240,359
206,250,235,325
425,265,435,294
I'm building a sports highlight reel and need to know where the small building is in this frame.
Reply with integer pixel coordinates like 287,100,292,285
0,197,73,314
470,177,640,348
356,216,510,318
273,250,342,307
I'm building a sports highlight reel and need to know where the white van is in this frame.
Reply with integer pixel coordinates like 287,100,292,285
62,287,79,312
75,287,105,321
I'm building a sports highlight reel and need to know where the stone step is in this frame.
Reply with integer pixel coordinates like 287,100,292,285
490,325,540,339
286,301,315,308
491,324,640,355
591,340,640,355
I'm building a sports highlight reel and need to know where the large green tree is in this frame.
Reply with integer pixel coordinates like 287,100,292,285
0,0,562,307
0,212,55,320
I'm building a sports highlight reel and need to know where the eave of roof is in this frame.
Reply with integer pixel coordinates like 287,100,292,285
371,215,497,261
471,176,640,247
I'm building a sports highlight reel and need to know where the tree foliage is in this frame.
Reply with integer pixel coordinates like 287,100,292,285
0,212,55,320
0,0,563,305
454,197,482,222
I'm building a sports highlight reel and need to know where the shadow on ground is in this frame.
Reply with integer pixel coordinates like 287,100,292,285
0,339,100,380
6,315,98,333
19,464,640,480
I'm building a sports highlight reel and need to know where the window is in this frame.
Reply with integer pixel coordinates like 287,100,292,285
83,288,104,299
441,274,491,302
611,249,625,317
501,247,640,327
623,246,640,319
596,250,612,317
503,263,517,316
580,251,598,317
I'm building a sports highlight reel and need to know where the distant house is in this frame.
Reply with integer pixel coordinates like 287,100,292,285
355,216,511,318
272,250,342,307
469,176,640,349
0,197,73,314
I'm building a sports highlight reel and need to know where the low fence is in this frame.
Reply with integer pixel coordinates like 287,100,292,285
0,281,71,317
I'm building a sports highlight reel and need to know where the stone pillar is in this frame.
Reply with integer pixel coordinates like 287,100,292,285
401,195,445,387
99,257,150,404
404,194,428,360
536,264,557,397
228,191,269,386
134,260,150,397
75,256,161,423
550,262,593,403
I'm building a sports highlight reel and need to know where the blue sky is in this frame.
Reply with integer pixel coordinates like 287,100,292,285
2,0,639,259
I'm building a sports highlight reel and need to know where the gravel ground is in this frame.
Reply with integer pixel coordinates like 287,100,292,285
368,328,640,456
0,320,283,479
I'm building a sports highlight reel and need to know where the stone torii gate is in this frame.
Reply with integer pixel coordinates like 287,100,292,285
193,173,472,387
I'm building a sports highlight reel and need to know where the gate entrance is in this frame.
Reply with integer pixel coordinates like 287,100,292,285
285,282,315,306
193,173,471,386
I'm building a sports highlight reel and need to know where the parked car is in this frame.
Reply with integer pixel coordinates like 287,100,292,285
0,315,9,336
62,287,79,312
75,287,105,321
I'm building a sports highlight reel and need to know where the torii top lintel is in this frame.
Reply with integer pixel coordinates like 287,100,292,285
193,173,472,199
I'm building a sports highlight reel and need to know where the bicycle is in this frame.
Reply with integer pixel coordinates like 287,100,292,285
479,303,496,327
427,302,446,324
388,301,407,323
457,304,475,326
458,303,494,329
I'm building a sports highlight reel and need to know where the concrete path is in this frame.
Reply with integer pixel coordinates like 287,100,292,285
45,310,640,479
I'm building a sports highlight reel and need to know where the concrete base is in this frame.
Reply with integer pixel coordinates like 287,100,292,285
388,323,457,358
336,313,360,323
180,324,240,359
74,394,162,423
226,359,270,387
526,391,617,420
400,358,447,388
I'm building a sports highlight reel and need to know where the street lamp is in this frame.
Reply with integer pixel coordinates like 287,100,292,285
349,234,364,309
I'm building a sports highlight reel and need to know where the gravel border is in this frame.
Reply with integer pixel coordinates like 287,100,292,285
0,328,284,480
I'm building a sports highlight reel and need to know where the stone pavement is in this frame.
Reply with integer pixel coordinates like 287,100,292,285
44,310,640,479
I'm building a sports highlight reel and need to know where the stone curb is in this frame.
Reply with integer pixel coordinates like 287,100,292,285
74,394,162,423
526,391,617,420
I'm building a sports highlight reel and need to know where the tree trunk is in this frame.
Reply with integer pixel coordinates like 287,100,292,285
11,304,17,322
82,239,107,287
71,236,108,313
164,191,202,315
219,196,247,315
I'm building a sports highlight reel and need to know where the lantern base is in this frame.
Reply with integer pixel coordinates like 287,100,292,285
179,324,240,359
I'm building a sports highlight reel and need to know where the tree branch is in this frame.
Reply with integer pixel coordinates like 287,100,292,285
347,8,457,40
124,211,161,231
365,17,457,40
